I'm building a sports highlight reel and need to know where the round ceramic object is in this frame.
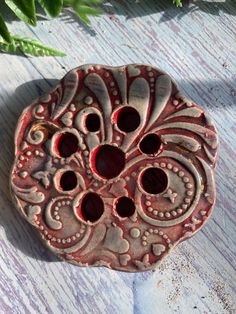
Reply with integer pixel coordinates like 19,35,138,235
10,64,218,271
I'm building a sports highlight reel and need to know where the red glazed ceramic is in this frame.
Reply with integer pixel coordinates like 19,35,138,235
10,64,218,271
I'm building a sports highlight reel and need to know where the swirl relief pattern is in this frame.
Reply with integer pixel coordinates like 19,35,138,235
10,64,218,271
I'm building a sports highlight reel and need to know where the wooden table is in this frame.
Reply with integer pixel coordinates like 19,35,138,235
0,1,235,313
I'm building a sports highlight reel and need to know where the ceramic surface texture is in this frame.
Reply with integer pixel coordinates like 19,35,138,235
0,0,235,312
10,64,218,272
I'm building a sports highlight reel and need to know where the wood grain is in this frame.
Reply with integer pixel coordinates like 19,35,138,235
0,0,236,313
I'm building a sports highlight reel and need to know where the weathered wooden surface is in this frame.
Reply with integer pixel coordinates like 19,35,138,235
0,0,235,313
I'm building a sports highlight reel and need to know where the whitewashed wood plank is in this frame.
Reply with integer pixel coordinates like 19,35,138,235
0,0,236,313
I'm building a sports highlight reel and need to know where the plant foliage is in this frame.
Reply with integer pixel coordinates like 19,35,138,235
173,0,182,7
38,0,63,17
5,0,37,26
0,0,103,56
0,0,182,56
0,35,66,56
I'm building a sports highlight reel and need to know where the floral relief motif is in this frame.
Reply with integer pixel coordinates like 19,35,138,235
10,64,218,271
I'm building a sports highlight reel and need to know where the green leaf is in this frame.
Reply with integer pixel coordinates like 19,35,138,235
37,0,63,17
75,5,101,23
0,14,12,43
64,0,103,5
65,0,102,24
173,0,182,7
0,35,66,57
5,0,37,26
0,41,16,53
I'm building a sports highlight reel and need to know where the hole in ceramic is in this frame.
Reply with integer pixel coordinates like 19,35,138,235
85,113,100,132
141,168,168,194
93,145,125,179
55,132,78,158
117,107,140,133
79,192,104,222
115,196,136,218
60,171,78,191
139,133,162,155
